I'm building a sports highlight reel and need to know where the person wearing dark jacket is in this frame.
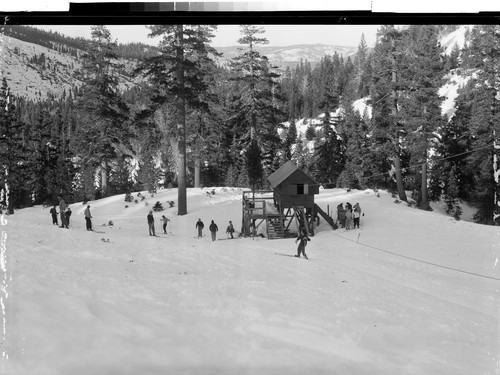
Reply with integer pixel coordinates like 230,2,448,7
58,196,68,228
84,205,93,231
226,220,235,239
337,203,346,228
65,207,72,227
196,219,204,238
50,205,58,225
295,230,310,259
147,210,156,236
353,203,362,229
209,220,218,241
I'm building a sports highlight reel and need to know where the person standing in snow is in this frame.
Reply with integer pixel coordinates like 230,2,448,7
337,203,346,228
353,203,361,229
196,218,204,238
226,220,235,239
345,207,353,230
50,205,58,226
209,220,218,241
147,210,156,236
295,230,310,259
161,215,170,234
65,207,72,227
58,195,68,228
84,205,93,231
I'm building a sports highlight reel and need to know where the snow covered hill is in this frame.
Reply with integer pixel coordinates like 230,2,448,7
0,33,140,101
2,187,498,374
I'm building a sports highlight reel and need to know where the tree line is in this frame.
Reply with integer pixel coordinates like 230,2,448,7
0,24,498,224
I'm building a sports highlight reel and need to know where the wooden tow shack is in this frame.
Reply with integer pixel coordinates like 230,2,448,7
241,161,337,239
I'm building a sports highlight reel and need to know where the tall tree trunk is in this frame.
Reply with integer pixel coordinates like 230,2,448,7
5,168,13,214
194,156,201,188
421,162,429,209
84,165,95,201
420,114,430,210
176,25,187,215
494,129,500,225
390,39,407,203
101,159,108,197
393,153,407,202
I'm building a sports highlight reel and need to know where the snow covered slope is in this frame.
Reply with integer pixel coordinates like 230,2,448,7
2,188,498,374
0,34,141,101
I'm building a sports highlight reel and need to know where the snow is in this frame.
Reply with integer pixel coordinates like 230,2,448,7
440,26,471,56
0,34,140,101
438,70,474,120
0,34,83,101
1,187,499,374
352,97,372,120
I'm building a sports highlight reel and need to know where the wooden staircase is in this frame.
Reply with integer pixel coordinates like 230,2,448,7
314,203,337,230
267,216,285,239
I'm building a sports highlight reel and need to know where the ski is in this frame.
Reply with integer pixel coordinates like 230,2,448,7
274,252,309,260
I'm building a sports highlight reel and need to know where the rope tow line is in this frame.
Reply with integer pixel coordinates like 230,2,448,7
328,231,500,281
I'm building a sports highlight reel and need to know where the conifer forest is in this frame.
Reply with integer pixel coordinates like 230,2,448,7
0,24,499,225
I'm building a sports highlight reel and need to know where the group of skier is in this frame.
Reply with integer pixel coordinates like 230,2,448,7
336,202,362,230
48,199,311,259
50,196,72,229
147,210,171,236
50,196,93,231
195,218,235,241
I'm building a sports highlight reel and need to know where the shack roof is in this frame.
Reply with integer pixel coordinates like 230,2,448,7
268,161,318,188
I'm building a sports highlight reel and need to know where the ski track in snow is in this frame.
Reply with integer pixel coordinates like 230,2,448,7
2,188,499,375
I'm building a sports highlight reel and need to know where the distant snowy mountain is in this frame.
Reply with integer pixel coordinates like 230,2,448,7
215,44,359,69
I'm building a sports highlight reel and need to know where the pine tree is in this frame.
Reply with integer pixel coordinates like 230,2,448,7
429,82,474,203
353,33,372,98
370,25,409,202
74,25,130,199
141,24,218,215
399,25,445,210
228,25,284,191
461,25,500,224
135,153,160,194
313,111,345,185
339,105,376,189
444,165,463,220
0,79,27,213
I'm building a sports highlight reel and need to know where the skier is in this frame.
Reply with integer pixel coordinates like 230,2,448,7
161,215,170,234
353,203,361,229
337,203,346,228
147,210,156,236
58,195,68,229
50,205,58,226
226,220,235,239
195,218,204,238
209,220,218,241
295,230,310,259
65,207,72,227
84,205,93,231
345,207,353,230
